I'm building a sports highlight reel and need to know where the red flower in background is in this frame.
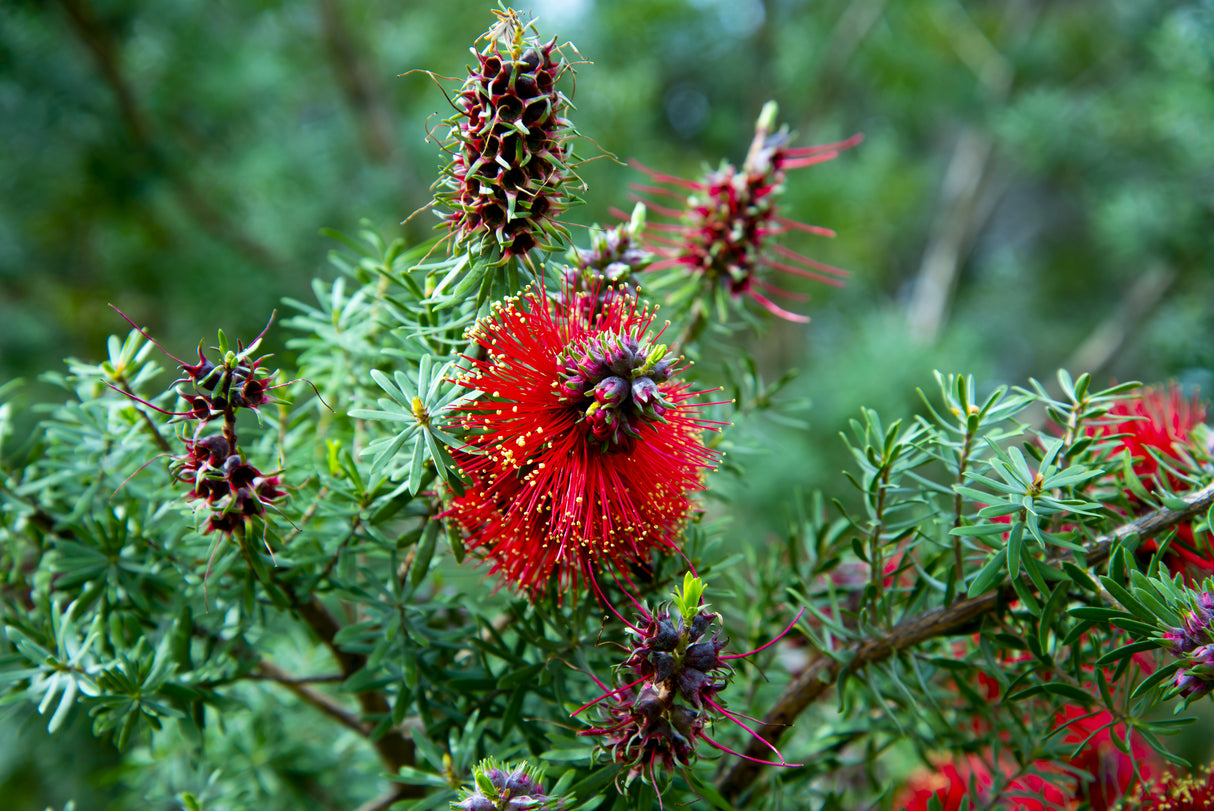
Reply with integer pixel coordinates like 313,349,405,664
897,707,1159,811
1087,383,1211,575
444,284,721,598
898,754,993,811
630,101,861,323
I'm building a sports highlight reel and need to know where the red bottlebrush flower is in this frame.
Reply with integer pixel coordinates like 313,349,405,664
444,284,721,597
897,754,1080,811
1094,383,1207,491
1120,765,1214,810
631,101,860,322
434,8,576,264
1058,706,1159,811
1086,383,1212,574
897,707,1158,811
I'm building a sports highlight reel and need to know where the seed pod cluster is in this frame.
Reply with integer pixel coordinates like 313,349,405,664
436,10,575,264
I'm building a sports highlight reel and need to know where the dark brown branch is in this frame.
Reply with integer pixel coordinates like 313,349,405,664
716,480,1214,800
255,659,369,737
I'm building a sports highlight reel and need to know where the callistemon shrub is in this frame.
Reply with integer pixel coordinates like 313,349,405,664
9,7,1214,811
444,282,722,597
435,8,575,265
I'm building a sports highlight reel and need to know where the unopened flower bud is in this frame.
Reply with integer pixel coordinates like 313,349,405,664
593,376,630,408
1176,670,1212,698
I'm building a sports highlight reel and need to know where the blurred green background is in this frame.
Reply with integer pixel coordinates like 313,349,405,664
3,0,1213,807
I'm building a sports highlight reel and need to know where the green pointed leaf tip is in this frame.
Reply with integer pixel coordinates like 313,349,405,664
674,573,708,621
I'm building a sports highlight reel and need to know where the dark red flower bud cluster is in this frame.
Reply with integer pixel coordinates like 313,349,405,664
579,604,732,787
112,308,294,538
576,581,799,793
172,433,285,536
454,758,563,811
556,332,675,451
435,8,575,263
1167,592,1214,698
560,207,653,318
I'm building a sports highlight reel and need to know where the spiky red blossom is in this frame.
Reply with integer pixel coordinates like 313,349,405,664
444,284,721,597
897,754,1077,811
630,101,860,322
1086,383,1212,575
434,8,575,264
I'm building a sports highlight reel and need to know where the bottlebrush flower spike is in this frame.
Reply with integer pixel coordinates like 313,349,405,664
443,283,722,598
575,575,801,796
434,7,577,266
631,101,861,322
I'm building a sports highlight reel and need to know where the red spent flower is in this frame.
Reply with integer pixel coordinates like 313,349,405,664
444,284,722,597
1086,383,1212,574
631,101,860,323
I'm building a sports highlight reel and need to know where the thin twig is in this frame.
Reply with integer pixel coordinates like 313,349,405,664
716,481,1214,799
290,591,421,782
255,659,369,736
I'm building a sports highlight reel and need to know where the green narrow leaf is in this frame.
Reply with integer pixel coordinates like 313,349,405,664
411,520,439,590
1100,577,1158,624
1131,661,1182,702
1037,583,1068,655
1008,521,1025,579
968,548,1008,597
1011,576,1041,616
1095,640,1160,667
